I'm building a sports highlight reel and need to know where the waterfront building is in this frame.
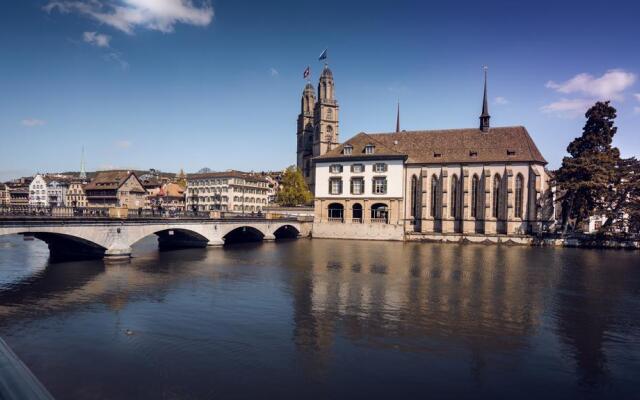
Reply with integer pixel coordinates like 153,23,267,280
148,183,185,211
66,181,88,208
47,179,69,207
84,171,146,209
9,187,29,209
28,174,49,208
0,184,9,207
186,171,269,213
296,65,340,192
311,73,551,241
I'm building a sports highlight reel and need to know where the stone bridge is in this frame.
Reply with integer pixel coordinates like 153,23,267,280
0,217,312,260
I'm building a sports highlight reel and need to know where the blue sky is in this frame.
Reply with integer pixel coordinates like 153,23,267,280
1,0,639,181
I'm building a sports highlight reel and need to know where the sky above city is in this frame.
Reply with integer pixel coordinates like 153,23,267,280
1,0,639,181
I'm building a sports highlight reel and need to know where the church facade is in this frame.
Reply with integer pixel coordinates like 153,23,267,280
305,70,552,241
296,65,340,193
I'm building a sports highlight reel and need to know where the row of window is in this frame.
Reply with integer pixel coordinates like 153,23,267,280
342,143,376,156
414,173,527,220
329,163,388,174
329,177,387,195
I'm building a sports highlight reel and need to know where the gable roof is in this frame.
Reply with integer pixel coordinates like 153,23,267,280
315,126,547,165
84,171,145,192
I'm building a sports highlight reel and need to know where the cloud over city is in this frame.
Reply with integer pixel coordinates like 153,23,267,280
542,69,637,117
115,139,132,149
83,31,111,47
44,0,214,34
494,96,509,105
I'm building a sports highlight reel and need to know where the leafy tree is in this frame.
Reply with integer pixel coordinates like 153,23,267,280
600,157,640,233
556,101,620,233
276,166,313,206
197,167,212,173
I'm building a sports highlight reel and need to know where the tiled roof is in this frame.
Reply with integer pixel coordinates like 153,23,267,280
187,170,269,183
316,126,547,164
85,171,144,191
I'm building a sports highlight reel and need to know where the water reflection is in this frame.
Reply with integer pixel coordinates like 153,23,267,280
0,235,638,399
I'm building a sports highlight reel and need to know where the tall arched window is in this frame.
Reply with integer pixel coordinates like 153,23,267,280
493,174,501,219
430,175,438,217
515,174,524,219
471,174,480,218
451,175,459,218
411,175,418,218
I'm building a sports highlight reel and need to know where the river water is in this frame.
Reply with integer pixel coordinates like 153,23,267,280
0,235,639,399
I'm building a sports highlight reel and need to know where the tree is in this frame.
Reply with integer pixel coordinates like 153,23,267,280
556,101,620,233
276,166,313,206
600,157,640,233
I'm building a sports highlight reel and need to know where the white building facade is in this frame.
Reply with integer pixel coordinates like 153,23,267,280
186,171,269,213
29,174,49,208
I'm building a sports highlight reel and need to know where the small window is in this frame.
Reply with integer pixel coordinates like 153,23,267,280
469,151,478,157
351,164,364,173
365,144,375,155
329,164,343,173
507,150,516,156
350,178,364,195
329,178,343,195
373,163,387,173
434,152,442,158
372,177,387,194
343,145,353,155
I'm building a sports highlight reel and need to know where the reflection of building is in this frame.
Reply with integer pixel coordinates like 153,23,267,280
296,65,340,192
312,73,551,240
186,171,269,213
84,171,146,208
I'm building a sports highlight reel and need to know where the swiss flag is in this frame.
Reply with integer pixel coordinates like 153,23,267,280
303,66,310,79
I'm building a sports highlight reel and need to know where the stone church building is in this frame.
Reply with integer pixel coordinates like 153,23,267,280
301,68,552,241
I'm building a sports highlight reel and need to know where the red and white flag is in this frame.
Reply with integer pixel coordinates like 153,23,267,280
303,66,310,79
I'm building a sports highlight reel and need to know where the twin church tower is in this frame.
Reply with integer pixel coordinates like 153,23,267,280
296,65,340,191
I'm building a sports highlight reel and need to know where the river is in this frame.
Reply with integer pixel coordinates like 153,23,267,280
0,235,639,399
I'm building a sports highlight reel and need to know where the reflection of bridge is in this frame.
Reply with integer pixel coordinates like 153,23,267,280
0,217,311,259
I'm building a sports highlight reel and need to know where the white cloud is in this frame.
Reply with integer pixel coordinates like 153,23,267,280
545,69,636,101
21,118,46,127
83,31,111,47
115,140,132,149
270,67,279,77
103,51,129,69
634,93,640,102
494,96,509,105
540,98,593,117
44,0,214,34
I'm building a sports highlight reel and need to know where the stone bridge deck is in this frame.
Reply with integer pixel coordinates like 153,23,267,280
0,217,312,259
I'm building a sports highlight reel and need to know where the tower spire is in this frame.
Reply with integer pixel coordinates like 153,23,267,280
395,101,400,132
480,66,490,132
79,146,87,180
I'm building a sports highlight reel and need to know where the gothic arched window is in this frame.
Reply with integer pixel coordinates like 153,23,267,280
451,175,459,218
411,175,418,218
430,175,438,217
471,174,480,218
515,174,524,219
493,174,501,219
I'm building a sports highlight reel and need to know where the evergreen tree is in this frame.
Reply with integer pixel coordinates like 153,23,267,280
276,166,313,207
601,157,640,233
556,101,620,232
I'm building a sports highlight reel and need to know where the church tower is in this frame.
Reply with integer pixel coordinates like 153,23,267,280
296,64,340,193
297,83,316,179
313,65,340,158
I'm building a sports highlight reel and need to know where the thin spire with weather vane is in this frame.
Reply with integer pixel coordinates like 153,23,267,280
79,146,87,180
479,65,490,132
395,101,400,132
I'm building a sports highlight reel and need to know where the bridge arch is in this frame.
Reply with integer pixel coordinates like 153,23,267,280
126,226,211,250
273,224,300,239
222,226,266,244
0,230,107,261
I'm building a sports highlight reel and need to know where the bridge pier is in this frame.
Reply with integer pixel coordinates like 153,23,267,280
105,246,132,260
207,238,225,247
263,234,276,242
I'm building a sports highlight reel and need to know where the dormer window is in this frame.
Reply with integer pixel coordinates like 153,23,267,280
507,150,516,156
343,145,353,155
364,144,375,155
329,164,343,173
469,151,478,157
434,152,442,158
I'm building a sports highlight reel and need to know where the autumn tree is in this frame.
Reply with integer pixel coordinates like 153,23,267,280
276,166,313,207
556,101,620,233
176,169,187,189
